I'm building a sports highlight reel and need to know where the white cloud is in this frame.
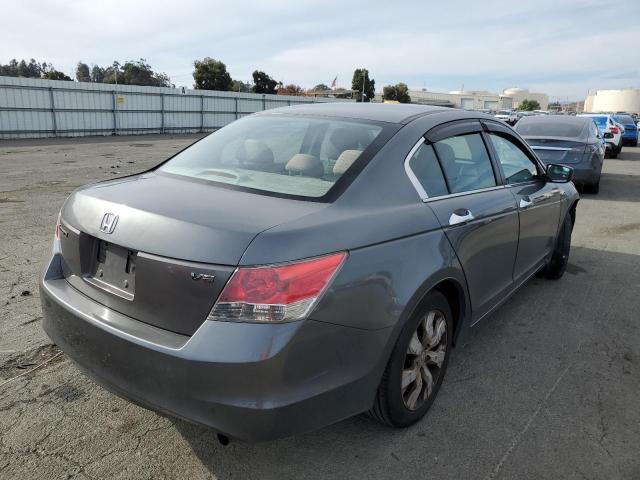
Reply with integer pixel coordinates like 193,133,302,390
1,0,638,99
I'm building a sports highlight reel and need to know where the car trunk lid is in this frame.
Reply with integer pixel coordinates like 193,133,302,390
524,137,586,164
58,172,326,335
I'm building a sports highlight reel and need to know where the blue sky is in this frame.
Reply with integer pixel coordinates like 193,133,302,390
2,0,639,100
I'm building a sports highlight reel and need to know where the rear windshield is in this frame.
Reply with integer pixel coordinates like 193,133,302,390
516,119,586,138
613,115,634,124
158,115,384,199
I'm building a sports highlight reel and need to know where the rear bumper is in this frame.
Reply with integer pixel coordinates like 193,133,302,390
570,163,601,186
572,169,600,186
40,254,390,441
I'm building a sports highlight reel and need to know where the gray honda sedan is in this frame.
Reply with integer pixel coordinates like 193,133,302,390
40,104,579,442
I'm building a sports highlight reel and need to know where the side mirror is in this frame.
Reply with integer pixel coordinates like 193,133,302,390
547,164,573,183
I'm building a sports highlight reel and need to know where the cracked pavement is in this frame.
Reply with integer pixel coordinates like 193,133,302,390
1,136,639,479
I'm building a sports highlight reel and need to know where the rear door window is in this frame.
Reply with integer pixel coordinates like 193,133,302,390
433,134,496,193
407,143,448,198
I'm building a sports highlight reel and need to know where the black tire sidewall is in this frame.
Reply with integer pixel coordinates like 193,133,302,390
383,291,453,427
546,214,572,278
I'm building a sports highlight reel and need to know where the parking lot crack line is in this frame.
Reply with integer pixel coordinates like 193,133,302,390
0,351,64,389
485,360,574,480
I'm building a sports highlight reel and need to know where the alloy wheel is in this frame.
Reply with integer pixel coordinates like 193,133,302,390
401,310,447,411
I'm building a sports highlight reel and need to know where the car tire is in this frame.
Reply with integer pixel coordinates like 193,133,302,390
609,150,618,159
585,178,600,194
369,291,452,428
633,140,638,147
544,214,572,280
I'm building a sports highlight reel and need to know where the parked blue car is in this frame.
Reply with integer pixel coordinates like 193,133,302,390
613,114,638,146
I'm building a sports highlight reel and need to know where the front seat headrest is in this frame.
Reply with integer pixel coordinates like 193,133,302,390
236,140,274,169
333,150,362,175
285,154,324,178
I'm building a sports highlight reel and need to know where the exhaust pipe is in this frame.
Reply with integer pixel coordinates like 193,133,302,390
217,433,230,446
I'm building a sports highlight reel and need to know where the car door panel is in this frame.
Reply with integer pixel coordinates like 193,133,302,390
428,189,519,323
509,182,562,281
482,123,563,283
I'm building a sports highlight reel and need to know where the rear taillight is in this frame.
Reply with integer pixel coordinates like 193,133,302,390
584,145,598,153
207,252,346,323
610,127,619,134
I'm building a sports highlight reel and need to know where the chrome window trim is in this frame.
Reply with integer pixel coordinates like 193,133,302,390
423,185,506,203
403,137,430,201
404,136,511,204
530,146,572,152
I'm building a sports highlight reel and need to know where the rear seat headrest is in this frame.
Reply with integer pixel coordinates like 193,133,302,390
333,150,362,175
236,139,274,169
285,154,324,178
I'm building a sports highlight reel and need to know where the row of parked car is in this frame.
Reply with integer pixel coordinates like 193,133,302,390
484,110,639,194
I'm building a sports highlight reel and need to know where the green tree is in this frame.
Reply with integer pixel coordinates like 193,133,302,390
519,99,541,111
382,83,411,103
75,62,91,82
0,58,43,78
231,79,251,92
351,68,375,102
193,57,233,91
91,65,105,83
277,84,304,96
42,69,72,81
39,62,71,81
312,83,330,91
103,59,171,87
252,70,278,94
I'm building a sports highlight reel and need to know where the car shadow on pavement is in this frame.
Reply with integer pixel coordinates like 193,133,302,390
168,246,640,480
619,148,640,162
588,172,640,203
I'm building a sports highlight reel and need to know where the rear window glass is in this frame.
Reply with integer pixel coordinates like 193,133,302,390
407,143,448,197
613,115,634,124
434,134,496,194
516,119,585,138
587,116,608,128
158,115,383,198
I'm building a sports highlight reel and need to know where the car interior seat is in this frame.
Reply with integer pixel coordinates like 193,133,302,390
286,153,325,178
236,139,275,171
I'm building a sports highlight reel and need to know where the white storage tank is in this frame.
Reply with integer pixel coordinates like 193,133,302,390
586,89,640,113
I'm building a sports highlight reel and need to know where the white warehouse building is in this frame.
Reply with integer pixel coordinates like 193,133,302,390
584,89,640,113
379,87,549,110
501,87,549,110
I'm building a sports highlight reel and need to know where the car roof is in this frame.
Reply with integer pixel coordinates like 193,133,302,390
258,102,452,124
519,115,591,125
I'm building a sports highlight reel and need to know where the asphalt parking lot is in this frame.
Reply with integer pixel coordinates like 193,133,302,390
1,135,639,480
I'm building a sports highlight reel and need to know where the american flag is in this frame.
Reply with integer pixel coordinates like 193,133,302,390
330,76,337,89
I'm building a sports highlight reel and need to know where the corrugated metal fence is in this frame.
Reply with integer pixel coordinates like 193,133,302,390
0,76,347,139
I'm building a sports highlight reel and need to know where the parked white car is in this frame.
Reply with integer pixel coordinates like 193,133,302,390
494,110,517,125
578,114,623,158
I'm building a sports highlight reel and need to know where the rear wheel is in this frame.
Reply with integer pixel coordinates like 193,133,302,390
609,149,618,159
584,177,600,194
369,291,452,427
544,214,572,279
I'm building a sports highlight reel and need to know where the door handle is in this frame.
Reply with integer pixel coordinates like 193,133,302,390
449,209,474,226
519,197,533,209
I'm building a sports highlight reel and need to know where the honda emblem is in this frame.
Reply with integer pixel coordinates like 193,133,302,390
100,213,119,234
